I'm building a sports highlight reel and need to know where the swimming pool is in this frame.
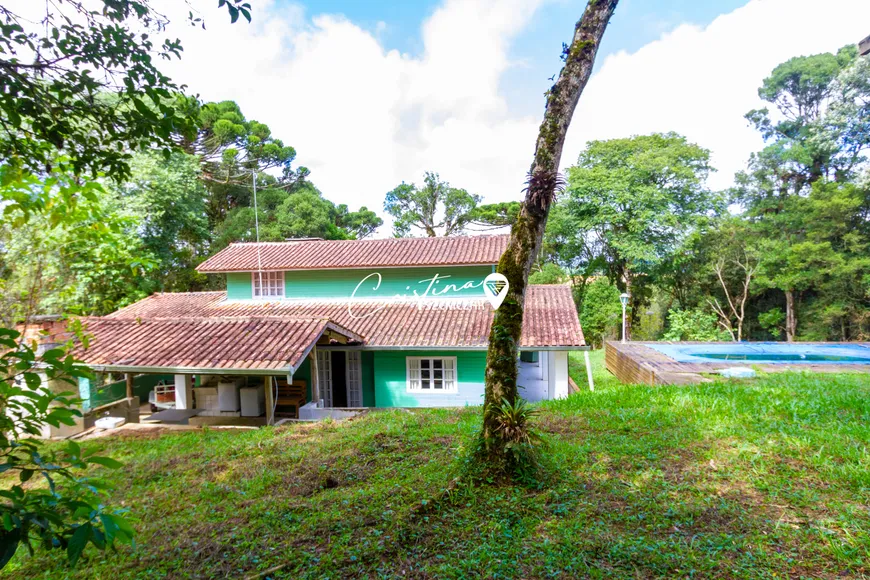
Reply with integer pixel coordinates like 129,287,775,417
644,342,870,364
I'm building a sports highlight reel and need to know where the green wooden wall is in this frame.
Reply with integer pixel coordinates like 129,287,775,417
372,350,486,408
225,266,494,301
295,357,312,401
227,272,253,300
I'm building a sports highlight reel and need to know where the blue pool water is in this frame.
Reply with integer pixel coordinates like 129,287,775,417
645,342,870,364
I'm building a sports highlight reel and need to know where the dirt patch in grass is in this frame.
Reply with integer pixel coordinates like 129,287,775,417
538,414,590,435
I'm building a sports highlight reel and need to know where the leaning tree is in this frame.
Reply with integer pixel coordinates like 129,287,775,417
479,0,619,469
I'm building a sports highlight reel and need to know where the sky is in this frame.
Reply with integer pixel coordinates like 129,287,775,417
153,0,870,235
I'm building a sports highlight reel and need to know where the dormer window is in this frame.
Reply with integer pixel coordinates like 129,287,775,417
252,271,284,299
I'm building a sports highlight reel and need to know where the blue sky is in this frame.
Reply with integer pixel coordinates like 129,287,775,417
161,0,870,233
279,0,749,117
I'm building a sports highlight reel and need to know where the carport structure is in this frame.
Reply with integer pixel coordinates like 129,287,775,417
69,316,363,424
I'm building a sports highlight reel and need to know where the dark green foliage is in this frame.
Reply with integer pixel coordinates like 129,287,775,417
0,164,156,321
0,326,132,571
578,277,622,347
468,201,522,229
0,1,251,178
662,308,728,342
565,133,720,287
180,100,299,225
111,151,211,293
214,181,382,249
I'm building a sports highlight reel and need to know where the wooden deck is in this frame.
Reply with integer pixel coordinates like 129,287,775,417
604,341,870,386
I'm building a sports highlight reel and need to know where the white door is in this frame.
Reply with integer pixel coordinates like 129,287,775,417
346,351,362,407
317,350,333,407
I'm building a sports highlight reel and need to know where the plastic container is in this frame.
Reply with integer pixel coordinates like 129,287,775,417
240,385,265,417
95,416,126,429
217,381,241,412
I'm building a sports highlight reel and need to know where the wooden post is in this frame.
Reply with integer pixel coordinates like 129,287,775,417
310,346,320,407
264,376,274,426
125,373,134,399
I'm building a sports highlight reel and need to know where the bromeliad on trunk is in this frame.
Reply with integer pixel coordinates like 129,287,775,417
476,0,620,478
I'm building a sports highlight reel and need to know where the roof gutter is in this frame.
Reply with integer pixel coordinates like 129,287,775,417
316,345,590,352
83,346,589,374
85,364,296,377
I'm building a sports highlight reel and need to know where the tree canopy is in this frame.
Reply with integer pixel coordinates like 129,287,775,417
0,0,251,178
562,132,721,337
532,45,870,344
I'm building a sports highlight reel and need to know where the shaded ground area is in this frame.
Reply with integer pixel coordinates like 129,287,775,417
6,351,870,579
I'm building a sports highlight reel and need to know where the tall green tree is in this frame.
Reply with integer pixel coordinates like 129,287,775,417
0,165,155,323
564,132,720,338
110,151,211,292
384,172,481,237
214,180,382,248
736,45,865,209
751,180,869,341
735,47,870,339
176,100,301,226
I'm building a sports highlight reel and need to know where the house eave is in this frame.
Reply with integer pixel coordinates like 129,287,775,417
85,364,296,376
197,262,497,274
314,345,590,351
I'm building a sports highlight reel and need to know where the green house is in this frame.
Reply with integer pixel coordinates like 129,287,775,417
72,235,586,423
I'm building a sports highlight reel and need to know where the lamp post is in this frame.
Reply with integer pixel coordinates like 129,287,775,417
619,293,630,343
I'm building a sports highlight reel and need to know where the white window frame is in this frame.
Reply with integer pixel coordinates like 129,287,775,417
251,271,285,299
406,356,458,393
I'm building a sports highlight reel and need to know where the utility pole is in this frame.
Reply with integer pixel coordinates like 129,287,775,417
860,34,870,56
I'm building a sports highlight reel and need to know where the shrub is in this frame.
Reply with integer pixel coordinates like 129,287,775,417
758,308,785,339
662,308,729,341
0,327,132,569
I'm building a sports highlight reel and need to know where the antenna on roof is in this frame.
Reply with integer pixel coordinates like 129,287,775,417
253,170,264,296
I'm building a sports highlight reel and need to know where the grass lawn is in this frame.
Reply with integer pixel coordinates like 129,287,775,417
5,350,870,579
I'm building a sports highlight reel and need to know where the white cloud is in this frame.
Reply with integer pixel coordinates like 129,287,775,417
565,0,870,191
154,0,870,235
155,0,545,234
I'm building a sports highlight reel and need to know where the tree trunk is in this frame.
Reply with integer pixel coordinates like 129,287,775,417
481,0,619,450
785,289,796,342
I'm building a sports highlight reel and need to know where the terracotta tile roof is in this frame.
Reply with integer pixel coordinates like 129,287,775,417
196,235,510,273
106,286,585,348
70,317,362,373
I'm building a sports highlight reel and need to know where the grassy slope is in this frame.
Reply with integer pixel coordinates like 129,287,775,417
6,351,870,579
